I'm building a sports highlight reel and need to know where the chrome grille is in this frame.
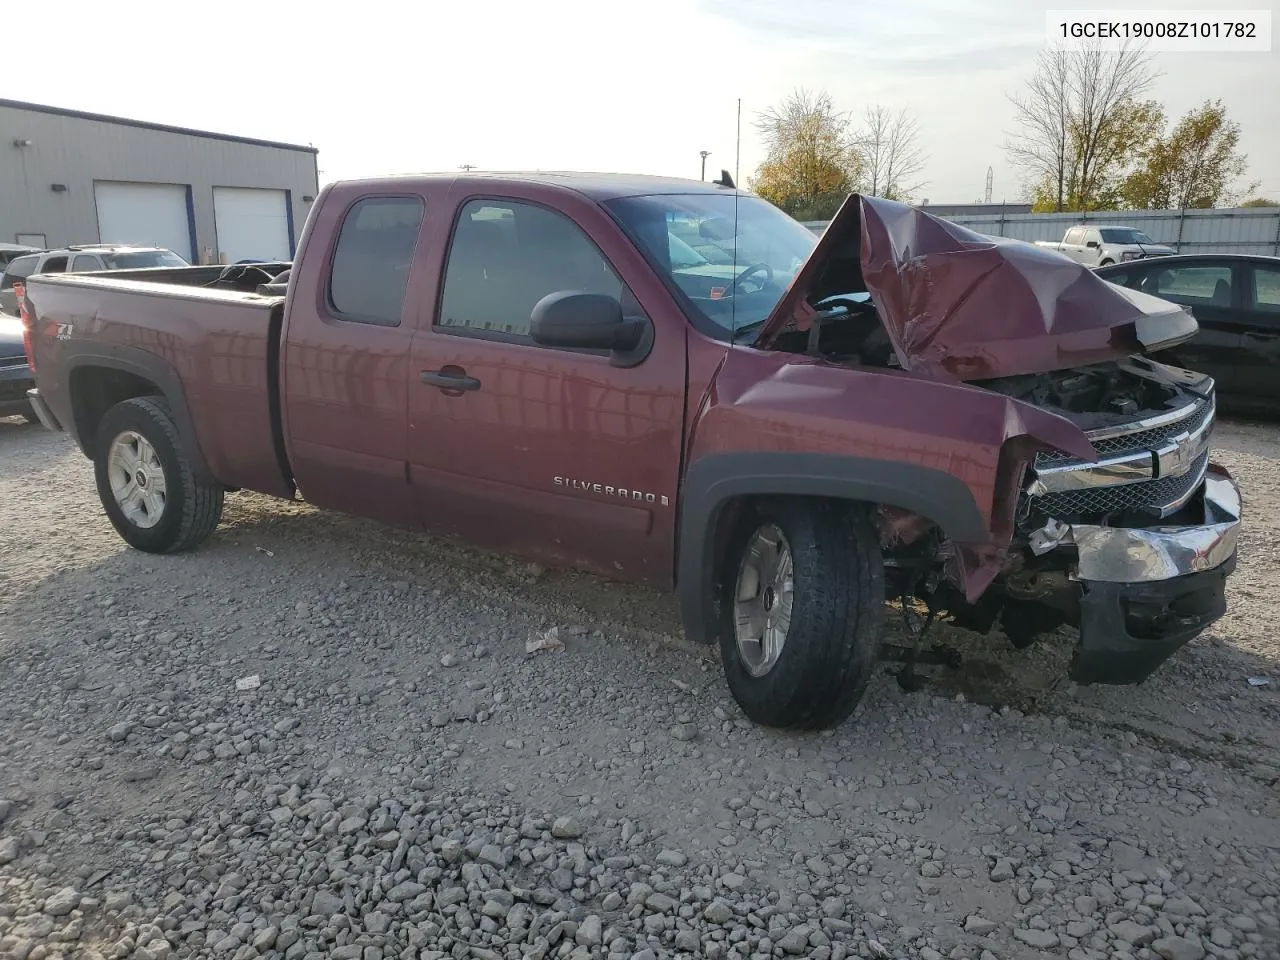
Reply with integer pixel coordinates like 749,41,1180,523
1025,390,1214,521
1030,451,1208,519
1035,397,1212,468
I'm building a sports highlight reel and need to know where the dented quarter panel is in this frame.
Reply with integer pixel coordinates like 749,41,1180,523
685,346,1098,600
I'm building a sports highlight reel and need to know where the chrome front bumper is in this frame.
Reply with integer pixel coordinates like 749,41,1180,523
1029,465,1240,584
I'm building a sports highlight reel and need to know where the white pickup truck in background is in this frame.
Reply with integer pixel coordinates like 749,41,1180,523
1035,225,1176,267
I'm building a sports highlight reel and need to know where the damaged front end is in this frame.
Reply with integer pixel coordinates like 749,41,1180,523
974,358,1241,684
744,193,1240,684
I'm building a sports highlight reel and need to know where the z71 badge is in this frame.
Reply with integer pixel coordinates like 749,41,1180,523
56,323,73,341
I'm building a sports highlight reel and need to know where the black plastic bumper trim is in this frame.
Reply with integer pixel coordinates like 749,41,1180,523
1071,551,1236,685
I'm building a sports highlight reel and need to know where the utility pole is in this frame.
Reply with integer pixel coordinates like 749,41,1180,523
699,150,711,181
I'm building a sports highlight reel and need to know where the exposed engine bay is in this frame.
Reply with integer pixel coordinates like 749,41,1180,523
770,295,1229,676
768,293,900,368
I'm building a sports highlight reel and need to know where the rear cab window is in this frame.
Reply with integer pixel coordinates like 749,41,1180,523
327,196,426,327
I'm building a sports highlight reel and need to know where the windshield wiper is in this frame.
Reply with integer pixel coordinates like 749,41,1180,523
730,318,768,342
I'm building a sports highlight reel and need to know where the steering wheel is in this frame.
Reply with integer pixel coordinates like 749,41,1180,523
731,261,773,295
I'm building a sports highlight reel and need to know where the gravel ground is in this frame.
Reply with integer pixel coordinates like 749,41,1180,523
1,414,1278,960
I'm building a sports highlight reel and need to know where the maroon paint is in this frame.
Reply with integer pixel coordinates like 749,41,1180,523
28,175,1132,601
755,194,1175,382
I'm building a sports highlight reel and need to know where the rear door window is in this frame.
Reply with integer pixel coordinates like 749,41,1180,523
71,255,104,271
40,256,69,274
327,196,425,327
1064,227,1084,245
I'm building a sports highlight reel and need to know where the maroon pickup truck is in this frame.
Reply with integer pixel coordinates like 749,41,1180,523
20,172,1241,730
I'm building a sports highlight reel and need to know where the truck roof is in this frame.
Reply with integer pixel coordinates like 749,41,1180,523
333,171,744,201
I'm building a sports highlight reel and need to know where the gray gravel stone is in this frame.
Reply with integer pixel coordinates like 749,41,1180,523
551,816,583,839
43,887,80,916
1152,937,1206,960
1013,928,1059,949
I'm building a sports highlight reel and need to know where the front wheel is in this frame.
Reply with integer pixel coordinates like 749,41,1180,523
93,396,224,553
718,499,885,729
1099,259,1114,266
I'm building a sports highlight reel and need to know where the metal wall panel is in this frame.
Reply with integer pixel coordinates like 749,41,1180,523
804,207,1280,256
0,102,318,261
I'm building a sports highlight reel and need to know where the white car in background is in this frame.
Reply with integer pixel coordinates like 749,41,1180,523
1036,225,1177,267
0,242,43,270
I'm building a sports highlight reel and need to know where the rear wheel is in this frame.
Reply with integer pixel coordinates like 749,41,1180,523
93,396,224,553
718,499,885,729
1099,259,1114,266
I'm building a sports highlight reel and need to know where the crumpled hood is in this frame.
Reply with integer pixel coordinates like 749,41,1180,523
754,194,1197,382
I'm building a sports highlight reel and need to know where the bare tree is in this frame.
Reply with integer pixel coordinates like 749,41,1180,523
859,106,927,201
1006,42,1159,211
751,88,864,219
1006,46,1074,211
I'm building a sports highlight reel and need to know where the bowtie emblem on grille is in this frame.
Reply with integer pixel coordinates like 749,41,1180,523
1156,430,1197,478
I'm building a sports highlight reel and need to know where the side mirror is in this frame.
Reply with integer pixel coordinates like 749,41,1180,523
1086,240,1100,249
530,291,652,366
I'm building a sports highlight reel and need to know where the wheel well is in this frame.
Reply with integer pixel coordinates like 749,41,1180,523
706,494,889,582
69,366,161,453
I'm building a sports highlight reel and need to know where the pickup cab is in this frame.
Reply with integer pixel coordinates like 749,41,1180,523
1035,224,1176,267
20,173,1242,730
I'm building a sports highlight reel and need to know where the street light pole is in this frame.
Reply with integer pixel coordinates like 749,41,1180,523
699,150,711,181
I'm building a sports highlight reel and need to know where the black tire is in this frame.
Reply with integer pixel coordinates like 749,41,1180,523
1099,259,1114,266
93,396,224,553
718,498,885,730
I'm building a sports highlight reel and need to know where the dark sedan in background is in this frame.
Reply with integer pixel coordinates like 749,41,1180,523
0,312,34,422
1096,253,1280,415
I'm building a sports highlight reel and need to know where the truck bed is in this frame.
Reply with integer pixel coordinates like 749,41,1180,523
26,266,295,499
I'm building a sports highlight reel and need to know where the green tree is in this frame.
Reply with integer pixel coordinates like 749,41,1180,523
1121,100,1253,209
750,89,863,220
1241,197,1279,207
1006,43,1159,211
1026,98,1165,211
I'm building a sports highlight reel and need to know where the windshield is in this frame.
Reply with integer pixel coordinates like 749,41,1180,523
606,193,818,335
1099,228,1156,245
103,250,189,269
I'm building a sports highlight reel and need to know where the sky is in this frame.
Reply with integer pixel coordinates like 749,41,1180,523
6,0,1277,205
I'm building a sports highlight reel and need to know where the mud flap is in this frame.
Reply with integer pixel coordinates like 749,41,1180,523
1070,552,1235,685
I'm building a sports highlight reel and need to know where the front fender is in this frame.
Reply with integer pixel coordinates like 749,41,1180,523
674,348,1096,644
676,452,988,645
